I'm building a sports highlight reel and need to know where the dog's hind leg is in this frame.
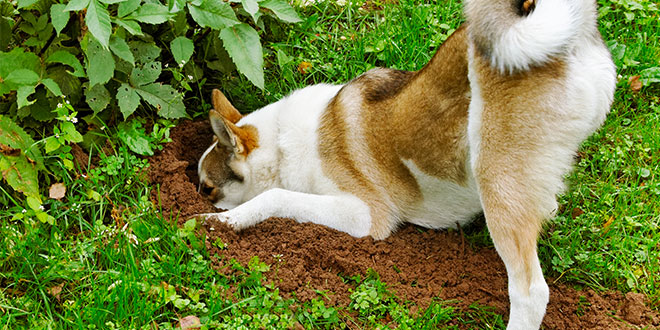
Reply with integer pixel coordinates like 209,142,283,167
475,172,550,330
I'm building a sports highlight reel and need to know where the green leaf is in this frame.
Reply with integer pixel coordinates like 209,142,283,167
128,41,160,64
51,4,70,36
61,121,83,143
129,3,172,24
259,0,301,23
113,18,144,35
47,67,83,105
85,37,115,87
0,116,41,197
5,69,39,109
5,69,40,85
117,120,153,155
65,0,91,12
129,41,161,64
36,13,49,31
187,1,239,30
45,136,61,153
117,83,141,118
26,195,42,210
118,0,141,17
220,23,264,89
170,36,194,67
41,78,63,96
47,50,86,77
130,61,162,86
135,83,186,118
110,36,135,65
241,0,259,21
0,48,41,95
276,48,292,69
16,85,36,108
17,0,39,9
0,154,39,197
86,0,112,48
0,115,41,163
0,18,11,50
85,84,110,113
640,67,660,85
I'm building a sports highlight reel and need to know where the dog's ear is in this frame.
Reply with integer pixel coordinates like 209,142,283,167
212,89,242,124
209,110,258,156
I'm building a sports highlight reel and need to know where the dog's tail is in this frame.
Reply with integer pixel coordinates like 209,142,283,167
464,0,592,73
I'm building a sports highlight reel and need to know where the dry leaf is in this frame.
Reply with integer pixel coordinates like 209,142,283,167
49,183,66,200
293,322,305,330
0,143,20,156
177,315,201,330
571,207,584,219
629,75,642,92
602,216,615,233
297,61,312,75
48,282,65,302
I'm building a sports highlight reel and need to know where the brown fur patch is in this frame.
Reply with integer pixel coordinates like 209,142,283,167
318,26,471,239
392,26,470,183
356,68,415,103
226,121,259,157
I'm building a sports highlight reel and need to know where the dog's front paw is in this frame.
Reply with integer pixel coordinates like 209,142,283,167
194,211,254,232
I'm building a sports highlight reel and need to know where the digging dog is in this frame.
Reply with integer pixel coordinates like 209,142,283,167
196,0,616,328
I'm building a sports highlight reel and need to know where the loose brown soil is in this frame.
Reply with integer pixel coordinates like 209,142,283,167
149,120,660,329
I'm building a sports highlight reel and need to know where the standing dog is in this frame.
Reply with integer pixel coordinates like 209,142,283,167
196,0,616,328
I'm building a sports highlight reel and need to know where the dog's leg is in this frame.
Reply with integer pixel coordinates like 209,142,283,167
477,181,549,330
197,188,373,237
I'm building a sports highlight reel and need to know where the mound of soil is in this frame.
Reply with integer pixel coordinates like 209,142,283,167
148,121,221,219
149,120,660,329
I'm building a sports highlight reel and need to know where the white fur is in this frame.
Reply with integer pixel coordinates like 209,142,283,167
276,84,345,195
203,189,372,237
402,159,482,228
477,0,589,73
506,256,550,330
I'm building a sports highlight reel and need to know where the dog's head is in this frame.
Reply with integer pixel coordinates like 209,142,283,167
198,89,261,209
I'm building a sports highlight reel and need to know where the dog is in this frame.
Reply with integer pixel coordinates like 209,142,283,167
196,0,616,328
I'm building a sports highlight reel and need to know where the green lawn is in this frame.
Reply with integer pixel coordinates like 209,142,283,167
1,0,659,328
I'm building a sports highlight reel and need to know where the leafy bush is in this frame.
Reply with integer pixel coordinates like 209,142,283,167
0,0,301,211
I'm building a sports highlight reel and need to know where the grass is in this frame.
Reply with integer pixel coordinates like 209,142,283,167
1,0,659,328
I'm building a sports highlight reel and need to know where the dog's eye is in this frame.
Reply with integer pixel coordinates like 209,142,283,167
201,183,214,195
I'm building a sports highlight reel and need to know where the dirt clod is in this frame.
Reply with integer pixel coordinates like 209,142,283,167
149,120,660,329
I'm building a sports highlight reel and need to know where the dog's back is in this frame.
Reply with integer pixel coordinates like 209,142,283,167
318,27,483,239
